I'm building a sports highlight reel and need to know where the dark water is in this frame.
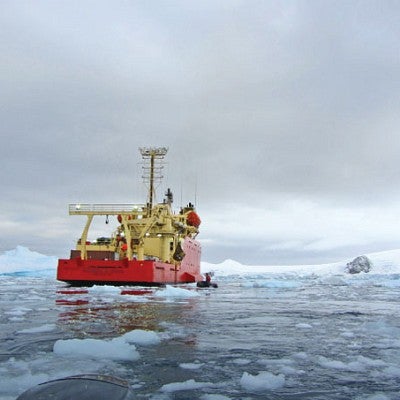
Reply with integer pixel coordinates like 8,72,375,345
1,274,400,399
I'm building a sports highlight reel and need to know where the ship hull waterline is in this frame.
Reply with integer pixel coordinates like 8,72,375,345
57,258,202,287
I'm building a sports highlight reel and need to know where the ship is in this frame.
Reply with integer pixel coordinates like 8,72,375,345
57,147,203,286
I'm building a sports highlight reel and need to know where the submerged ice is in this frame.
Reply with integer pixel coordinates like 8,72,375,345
1,247,400,399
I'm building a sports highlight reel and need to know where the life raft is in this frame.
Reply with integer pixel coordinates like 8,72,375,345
187,211,201,227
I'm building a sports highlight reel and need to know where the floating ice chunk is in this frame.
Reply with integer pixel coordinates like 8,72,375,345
88,285,122,294
240,371,285,391
160,379,213,392
53,337,140,361
18,324,56,333
53,329,161,361
340,331,355,338
280,365,305,375
256,357,303,375
179,362,204,370
257,358,294,367
292,352,309,360
154,285,199,298
122,329,161,345
295,323,313,329
318,356,364,371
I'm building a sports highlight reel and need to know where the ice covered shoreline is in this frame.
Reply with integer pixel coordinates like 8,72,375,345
1,245,400,277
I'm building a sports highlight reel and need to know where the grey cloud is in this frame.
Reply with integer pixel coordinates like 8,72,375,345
1,1,399,263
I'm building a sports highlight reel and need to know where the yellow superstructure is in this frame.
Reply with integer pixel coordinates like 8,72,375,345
69,148,201,264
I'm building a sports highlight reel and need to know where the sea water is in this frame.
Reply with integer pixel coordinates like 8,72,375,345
0,273,400,399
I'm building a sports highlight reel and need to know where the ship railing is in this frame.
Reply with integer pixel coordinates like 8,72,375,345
69,203,147,215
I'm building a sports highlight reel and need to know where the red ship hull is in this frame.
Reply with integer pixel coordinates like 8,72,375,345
57,238,202,286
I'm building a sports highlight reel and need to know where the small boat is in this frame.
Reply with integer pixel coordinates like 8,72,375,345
57,147,203,286
196,272,218,288
196,281,218,288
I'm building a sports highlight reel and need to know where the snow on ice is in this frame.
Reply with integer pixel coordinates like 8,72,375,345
154,284,200,298
240,371,285,392
179,362,204,370
160,379,214,392
54,335,141,361
122,329,161,346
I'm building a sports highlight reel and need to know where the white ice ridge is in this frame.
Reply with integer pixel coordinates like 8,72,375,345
3,246,400,277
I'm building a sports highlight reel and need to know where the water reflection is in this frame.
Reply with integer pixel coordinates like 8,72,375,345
56,288,199,338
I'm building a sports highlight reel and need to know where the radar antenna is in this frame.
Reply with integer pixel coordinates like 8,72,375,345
139,147,168,214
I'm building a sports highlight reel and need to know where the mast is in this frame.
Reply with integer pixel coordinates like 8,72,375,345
139,147,168,215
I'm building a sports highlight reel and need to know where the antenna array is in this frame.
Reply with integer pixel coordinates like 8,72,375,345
139,147,168,210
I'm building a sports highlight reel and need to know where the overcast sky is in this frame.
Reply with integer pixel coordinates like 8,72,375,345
1,0,400,265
